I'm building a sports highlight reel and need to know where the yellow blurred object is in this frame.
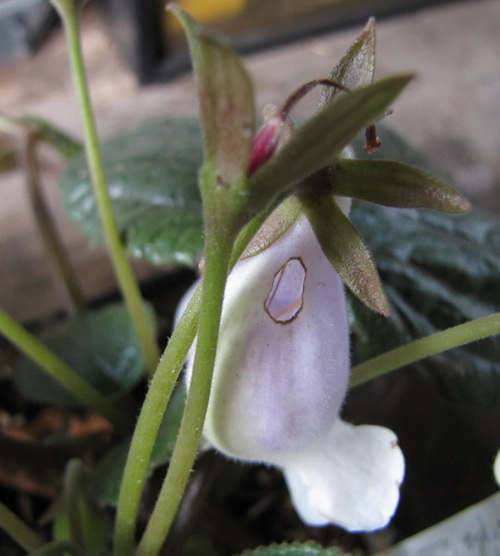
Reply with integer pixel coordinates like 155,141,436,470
166,0,246,33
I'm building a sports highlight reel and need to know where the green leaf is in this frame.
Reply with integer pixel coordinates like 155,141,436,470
301,193,389,316
248,75,413,215
60,118,204,266
319,17,376,106
14,302,155,406
92,384,185,505
330,159,470,213
239,542,348,556
349,203,500,406
169,4,256,189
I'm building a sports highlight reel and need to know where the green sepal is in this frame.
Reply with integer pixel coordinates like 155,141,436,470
241,196,302,258
330,158,471,213
319,17,376,107
169,4,255,192
248,75,413,216
301,193,389,316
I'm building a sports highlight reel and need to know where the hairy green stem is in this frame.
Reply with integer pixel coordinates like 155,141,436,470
50,0,159,374
113,289,200,556
0,307,132,432
351,311,500,386
28,540,86,556
136,234,232,556
0,499,45,552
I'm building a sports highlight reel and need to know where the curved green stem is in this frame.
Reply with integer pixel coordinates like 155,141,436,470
0,499,45,552
50,0,159,375
113,288,200,556
0,307,132,433
136,234,232,556
28,540,86,556
22,129,86,312
351,311,500,386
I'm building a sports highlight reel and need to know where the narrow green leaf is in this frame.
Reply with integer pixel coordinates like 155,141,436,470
319,17,376,107
301,194,389,316
239,541,347,556
169,4,255,188
330,159,471,213
249,75,413,214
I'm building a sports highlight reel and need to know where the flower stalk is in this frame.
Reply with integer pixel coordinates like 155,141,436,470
49,0,159,375
351,311,500,386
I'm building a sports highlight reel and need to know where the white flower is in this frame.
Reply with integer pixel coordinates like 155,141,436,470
178,212,405,532
494,449,500,488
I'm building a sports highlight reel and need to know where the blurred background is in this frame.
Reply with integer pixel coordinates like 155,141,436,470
0,0,499,324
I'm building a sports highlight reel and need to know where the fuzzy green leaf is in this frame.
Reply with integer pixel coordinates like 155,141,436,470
330,159,470,213
239,542,348,556
248,75,413,214
14,302,155,406
302,193,389,315
350,203,500,406
60,118,204,266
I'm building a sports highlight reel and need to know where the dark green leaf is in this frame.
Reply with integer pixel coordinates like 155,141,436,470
330,159,470,213
92,384,185,505
239,542,348,556
301,193,389,315
248,75,413,215
349,203,500,406
170,5,255,189
14,302,155,405
319,18,375,106
60,118,204,266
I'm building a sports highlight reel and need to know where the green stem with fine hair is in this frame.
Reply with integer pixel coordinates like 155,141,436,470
136,232,233,556
113,288,200,556
351,311,500,386
0,499,45,552
50,0,159,375
0,307,132,433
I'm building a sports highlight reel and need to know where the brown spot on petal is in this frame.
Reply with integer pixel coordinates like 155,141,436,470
265,257,306,324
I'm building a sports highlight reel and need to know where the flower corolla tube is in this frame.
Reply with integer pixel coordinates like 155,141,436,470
178,213,405,532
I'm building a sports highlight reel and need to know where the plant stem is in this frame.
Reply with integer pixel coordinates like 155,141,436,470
135,234,232,556
28,540,86,556
0,307,132,433
351,311,500,386
0,499,45,552
113,288,200,556
51,0,159,375
64,459,86,549
22,129,86,312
